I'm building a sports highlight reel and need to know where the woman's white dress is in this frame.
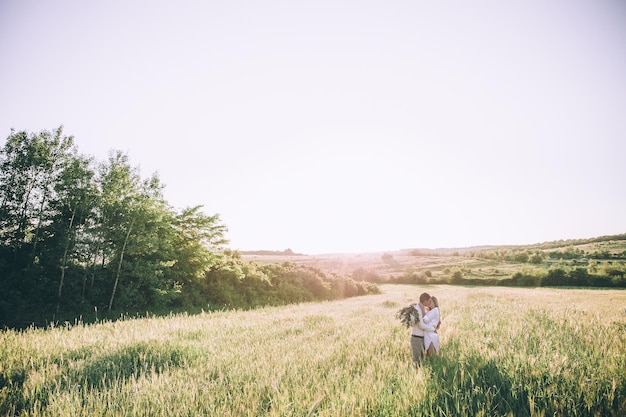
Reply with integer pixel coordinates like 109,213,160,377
423,307,440,352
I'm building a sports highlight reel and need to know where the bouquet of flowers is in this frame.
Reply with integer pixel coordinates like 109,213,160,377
396,304,420,328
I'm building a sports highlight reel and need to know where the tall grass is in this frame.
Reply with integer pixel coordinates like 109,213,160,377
1,285,625,416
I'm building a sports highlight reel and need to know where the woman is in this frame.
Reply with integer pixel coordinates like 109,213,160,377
423,296,441,356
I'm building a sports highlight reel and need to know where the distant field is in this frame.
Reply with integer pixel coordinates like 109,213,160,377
242,251,480,278
242,238,626,282
242,251,534,282
2,285,625,416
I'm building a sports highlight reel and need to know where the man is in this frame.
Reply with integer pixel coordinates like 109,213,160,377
411,292,436,364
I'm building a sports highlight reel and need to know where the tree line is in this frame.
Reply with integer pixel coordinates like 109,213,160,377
464,234,626,262
0,128,378,328
388,265,626,288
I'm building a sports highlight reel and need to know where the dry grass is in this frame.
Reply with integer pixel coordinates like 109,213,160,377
2,284,625,416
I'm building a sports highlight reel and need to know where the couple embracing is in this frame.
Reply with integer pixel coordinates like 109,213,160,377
410,292,441,364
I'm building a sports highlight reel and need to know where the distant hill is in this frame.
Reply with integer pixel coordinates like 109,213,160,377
400,233,626,255
239,233,626,283
239,233,626,258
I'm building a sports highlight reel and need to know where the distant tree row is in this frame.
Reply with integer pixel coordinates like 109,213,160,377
202,254,379,309
0,128,377,328
467,245,626,263
389,266,626,288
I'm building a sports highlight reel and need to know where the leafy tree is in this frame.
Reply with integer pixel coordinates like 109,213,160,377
169,206,228,304
95,151,143,311
568,268,590,286
0,127,86,320
97,154,182,312
45,152,97,313
513,251,530,263
529,252,544,264
542,268,567,286
450,268,463,283
1,127,376,328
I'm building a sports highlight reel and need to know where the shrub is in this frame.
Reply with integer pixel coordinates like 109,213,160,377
450,269,464,284
587,274,613,287
604,266,625,278
514,252,530,263
568,268,590,286
352,268,382,282
542,268,567,286
510,272,539,287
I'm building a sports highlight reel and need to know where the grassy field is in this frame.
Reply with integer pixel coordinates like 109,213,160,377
242,252,494,280
242,238,626,282
1,285,625,416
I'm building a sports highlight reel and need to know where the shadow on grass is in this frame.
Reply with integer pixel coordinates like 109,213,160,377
1,341,195,416
416,341,626,417
420,342,530,417
74,340,193,388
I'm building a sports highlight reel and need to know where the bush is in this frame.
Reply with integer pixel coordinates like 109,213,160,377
542,268,568,286
587,274,614,287
568,268,590,286
450,269,464,284
511,272,540,287
513,252,530,263
352,268,382,282
604,266,625,278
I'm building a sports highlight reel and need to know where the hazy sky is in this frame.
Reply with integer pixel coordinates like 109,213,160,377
1,1,625,254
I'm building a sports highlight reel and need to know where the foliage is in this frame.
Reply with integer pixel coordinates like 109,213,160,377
202,257,380,309
470,234,626,262
0,129,230,327
1,128,373,329
450,268,464,283
396,304,420,328
376,248,626,289
352,267,382,282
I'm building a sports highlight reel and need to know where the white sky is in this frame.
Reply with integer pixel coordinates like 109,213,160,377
1,0,625,254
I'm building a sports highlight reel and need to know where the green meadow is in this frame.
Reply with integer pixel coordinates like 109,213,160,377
1,285,625,416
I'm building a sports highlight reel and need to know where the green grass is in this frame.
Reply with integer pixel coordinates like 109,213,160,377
1,285,625,416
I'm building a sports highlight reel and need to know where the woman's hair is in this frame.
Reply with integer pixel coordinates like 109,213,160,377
431,296,442,328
